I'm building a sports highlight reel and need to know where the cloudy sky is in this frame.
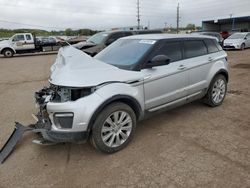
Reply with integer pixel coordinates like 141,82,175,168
0,0,249,30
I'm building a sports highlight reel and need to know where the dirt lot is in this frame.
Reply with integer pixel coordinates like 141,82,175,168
0,50,250,188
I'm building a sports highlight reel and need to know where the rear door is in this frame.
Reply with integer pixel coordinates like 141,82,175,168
23,34,35,50
183,39,215,96
142,40,189,110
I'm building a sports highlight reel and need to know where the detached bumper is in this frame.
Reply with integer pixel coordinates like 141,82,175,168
0,121,89,164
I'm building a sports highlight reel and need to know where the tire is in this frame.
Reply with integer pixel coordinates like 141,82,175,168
203,74,227,107
3,49,14,57
90,102,136,153
241,43,245,50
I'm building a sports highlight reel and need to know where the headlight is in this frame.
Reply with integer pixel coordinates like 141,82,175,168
50,84,95,102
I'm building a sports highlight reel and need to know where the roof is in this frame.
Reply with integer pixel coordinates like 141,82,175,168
123,33,216,40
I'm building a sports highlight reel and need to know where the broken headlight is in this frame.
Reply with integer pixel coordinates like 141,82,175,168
50,84,95,102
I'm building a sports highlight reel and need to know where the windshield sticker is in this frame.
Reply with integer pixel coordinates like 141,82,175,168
139,40,156,44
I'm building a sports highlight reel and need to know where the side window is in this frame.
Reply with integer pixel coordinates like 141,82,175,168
204,39,219,53
109,33,125,42
183,40,207,58
212,39,223,51
150,41,182,63
26,34,32,40
123,32,133,37
13,34,25,41
106,32,124,45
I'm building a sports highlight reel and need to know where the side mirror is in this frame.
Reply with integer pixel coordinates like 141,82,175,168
146,55,170,68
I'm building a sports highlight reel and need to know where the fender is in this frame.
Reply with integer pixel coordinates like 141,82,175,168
87,94,143,132
206,54,229,88
0,46,16,54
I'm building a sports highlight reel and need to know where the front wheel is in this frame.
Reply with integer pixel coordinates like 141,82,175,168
241,43,245,50
3,49,14,57
90,102,136,153
203,74,227,107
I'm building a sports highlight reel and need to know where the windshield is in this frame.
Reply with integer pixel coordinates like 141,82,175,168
228,33,246,39
87,32,108,44
95,39,156,70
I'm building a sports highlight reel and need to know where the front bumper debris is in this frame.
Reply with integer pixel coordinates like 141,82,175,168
0,122,34,164
0,121,89,164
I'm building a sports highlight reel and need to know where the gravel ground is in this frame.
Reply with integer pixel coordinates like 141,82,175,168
0,49,250,188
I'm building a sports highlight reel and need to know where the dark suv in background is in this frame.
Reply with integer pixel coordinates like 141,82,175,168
73,30,163,56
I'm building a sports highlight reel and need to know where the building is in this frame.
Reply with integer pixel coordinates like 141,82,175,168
202,16,250,32
111,26,144,31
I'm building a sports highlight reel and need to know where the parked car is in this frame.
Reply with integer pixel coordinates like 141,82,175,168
73,31,134,56
73,30,164,56
196,32,224,46
18,34,228,154
220,31,230,39
223,32,250,50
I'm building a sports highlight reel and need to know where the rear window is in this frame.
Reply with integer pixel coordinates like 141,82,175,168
26,34,32,40
183,40,207,58
149,41,182,62
204,39,219,53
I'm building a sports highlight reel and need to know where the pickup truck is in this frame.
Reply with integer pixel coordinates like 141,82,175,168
0,33,61,57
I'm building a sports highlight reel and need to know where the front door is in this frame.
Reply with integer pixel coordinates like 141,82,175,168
142,40,188,110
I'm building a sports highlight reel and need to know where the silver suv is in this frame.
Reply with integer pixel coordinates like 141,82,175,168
35,34,228,153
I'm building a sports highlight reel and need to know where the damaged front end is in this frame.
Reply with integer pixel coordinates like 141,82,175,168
0,84,93,164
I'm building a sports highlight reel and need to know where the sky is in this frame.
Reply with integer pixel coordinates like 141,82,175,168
0,0,249,31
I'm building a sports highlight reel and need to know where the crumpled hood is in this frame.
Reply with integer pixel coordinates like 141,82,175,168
224,38,244,44
50,46,143,87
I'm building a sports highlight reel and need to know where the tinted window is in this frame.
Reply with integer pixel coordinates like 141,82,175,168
184,40,207,58
204,39,219,53
109,33,125,41
26,34,31,40
213,39,223,51
123,32,133,37
150,41,182,62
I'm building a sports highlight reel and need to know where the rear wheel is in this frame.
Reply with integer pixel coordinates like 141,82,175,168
3,49,14,57
203,74,227,107
90,102,136,153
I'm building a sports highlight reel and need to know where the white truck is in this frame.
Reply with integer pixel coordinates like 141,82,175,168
0,33,61,57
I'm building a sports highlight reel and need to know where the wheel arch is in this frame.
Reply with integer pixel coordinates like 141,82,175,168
87,95,143,132
1,47,16,55
214,69,229,82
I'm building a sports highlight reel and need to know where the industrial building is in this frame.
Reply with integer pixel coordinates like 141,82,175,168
202,16,250,32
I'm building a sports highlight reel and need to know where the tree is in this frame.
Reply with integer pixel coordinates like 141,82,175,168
186,23,196,30
65,28,73,36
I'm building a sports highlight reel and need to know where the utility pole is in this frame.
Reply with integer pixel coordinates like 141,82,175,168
176,3,180,34
137,0,141,30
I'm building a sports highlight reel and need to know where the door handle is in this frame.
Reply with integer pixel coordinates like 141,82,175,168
178,65,186,70
208,57,214,62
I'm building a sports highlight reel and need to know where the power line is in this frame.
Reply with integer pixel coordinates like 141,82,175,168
0,19,66,30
